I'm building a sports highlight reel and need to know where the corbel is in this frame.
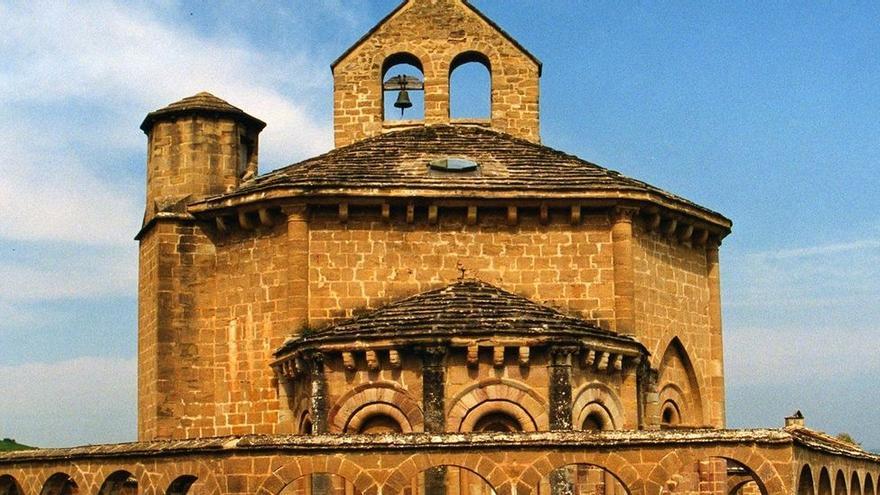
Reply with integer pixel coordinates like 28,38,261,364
661,217,678,237
467,344,479,367
428,205,438,224
389,349,401,369
518,346,530,366
381,203,391,222
597,352,609,371
647,212,662,232
338,202,349,223
366,350,379,371
507,206,518,226
215,216,230,234
258,208,275,227
467,205,478,226
238,210,255,230
678,223,694,245
570,205,582,225
493,346,505,367
539,204,549,225
342,352,356,371
695,228,709,247
584,349,596,367
612,354,623,372
406,203,415,224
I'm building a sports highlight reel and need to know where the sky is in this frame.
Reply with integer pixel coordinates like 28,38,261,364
0,0,878,449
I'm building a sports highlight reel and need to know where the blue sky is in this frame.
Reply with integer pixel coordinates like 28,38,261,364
0,1,878,449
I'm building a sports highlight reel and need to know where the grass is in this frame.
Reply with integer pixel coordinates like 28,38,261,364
0,438,36,452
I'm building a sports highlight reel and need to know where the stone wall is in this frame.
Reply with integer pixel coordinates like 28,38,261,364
332,0,540,146
307,207,615,329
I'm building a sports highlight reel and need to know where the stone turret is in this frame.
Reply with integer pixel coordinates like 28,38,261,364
140,92,265,224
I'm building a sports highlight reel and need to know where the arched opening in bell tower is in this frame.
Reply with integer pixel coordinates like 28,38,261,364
449,51,491,120
382,52,425,122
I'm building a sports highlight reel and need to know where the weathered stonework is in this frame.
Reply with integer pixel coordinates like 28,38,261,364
3,1,878,495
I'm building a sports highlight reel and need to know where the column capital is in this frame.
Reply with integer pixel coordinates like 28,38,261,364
612,205,640,223
281,203,308,217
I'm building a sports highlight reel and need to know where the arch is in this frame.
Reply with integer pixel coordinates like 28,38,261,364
657,337,705,426
447,379,547,432
165,476,197,495
98,471,137,495
299,410,313,435
835,470,848,495
277,474,360,495
851,472,862,495
572,382,623,431
40,474,78,495
865,473,875,495
329,382,423,433
345,402,411,434
799,465,816,495
819,468,833,495
537,463,630,495
256,458,377,495
660,397,682,427
460,400,535,432
449,50,491,119
382,52,425,121
0,475,24,495
647,448,785,495
400,465,496,495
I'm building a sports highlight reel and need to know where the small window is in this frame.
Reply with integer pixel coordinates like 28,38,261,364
428,157,479,172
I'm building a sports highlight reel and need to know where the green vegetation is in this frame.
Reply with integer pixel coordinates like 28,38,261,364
835,432,861,447
0,438,35,451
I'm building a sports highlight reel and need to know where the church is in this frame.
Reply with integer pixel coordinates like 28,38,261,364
1,1,877,495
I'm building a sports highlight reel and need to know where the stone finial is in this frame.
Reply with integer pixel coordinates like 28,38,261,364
785,410,805,428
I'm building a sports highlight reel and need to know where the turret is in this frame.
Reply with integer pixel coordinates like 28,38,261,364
139,92,265,224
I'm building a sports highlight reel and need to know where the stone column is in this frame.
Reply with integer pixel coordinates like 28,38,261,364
308,351,330,495
422,346,447,495
285,205,310,337
639,364,660,430
611,207,638,334
706,238,726,427
548,346,577,495
548,346,577,430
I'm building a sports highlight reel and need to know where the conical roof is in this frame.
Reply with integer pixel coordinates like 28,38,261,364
140,91,266,132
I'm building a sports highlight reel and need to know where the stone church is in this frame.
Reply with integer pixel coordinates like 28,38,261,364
1,1,877,495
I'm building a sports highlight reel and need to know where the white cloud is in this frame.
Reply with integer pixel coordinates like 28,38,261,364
0,357,136,447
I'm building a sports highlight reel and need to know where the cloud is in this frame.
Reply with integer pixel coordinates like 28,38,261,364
0,357,136,447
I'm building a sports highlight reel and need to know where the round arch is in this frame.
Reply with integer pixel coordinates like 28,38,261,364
447,379,547,432
154,459,222,495
572,383,623,431
384,454,507,494
329,382,423,433
799,465,816,495
836,470,848,495
0,475,24,495
646,448,785,495
40,473,79,495
460,400,536,432
400,465,496,495
852,471,863,495
345,402,411,433
819,468,833,495
97,470,137,495
256,457,377,495
536,463,631,495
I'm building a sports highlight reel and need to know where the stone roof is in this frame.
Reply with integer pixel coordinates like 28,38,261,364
276,279,642,355
140,92,266,132
202,125,729,229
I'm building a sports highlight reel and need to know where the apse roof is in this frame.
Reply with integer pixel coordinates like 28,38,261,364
140,92,266,132
275,279,643,355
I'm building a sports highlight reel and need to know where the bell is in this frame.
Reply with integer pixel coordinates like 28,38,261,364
394,88,413,115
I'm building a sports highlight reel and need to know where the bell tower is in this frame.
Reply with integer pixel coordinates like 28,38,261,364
331,0,542,147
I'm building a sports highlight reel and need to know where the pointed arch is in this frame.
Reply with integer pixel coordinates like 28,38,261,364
0,475,24,495
657,336,705,426
835,470,848,495
798,465,816,495
819,468,833,495
851,472,862,495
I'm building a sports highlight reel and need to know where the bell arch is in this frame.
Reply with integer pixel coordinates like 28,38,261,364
449,50,492,119
382,52,425,121
657,337,704,426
